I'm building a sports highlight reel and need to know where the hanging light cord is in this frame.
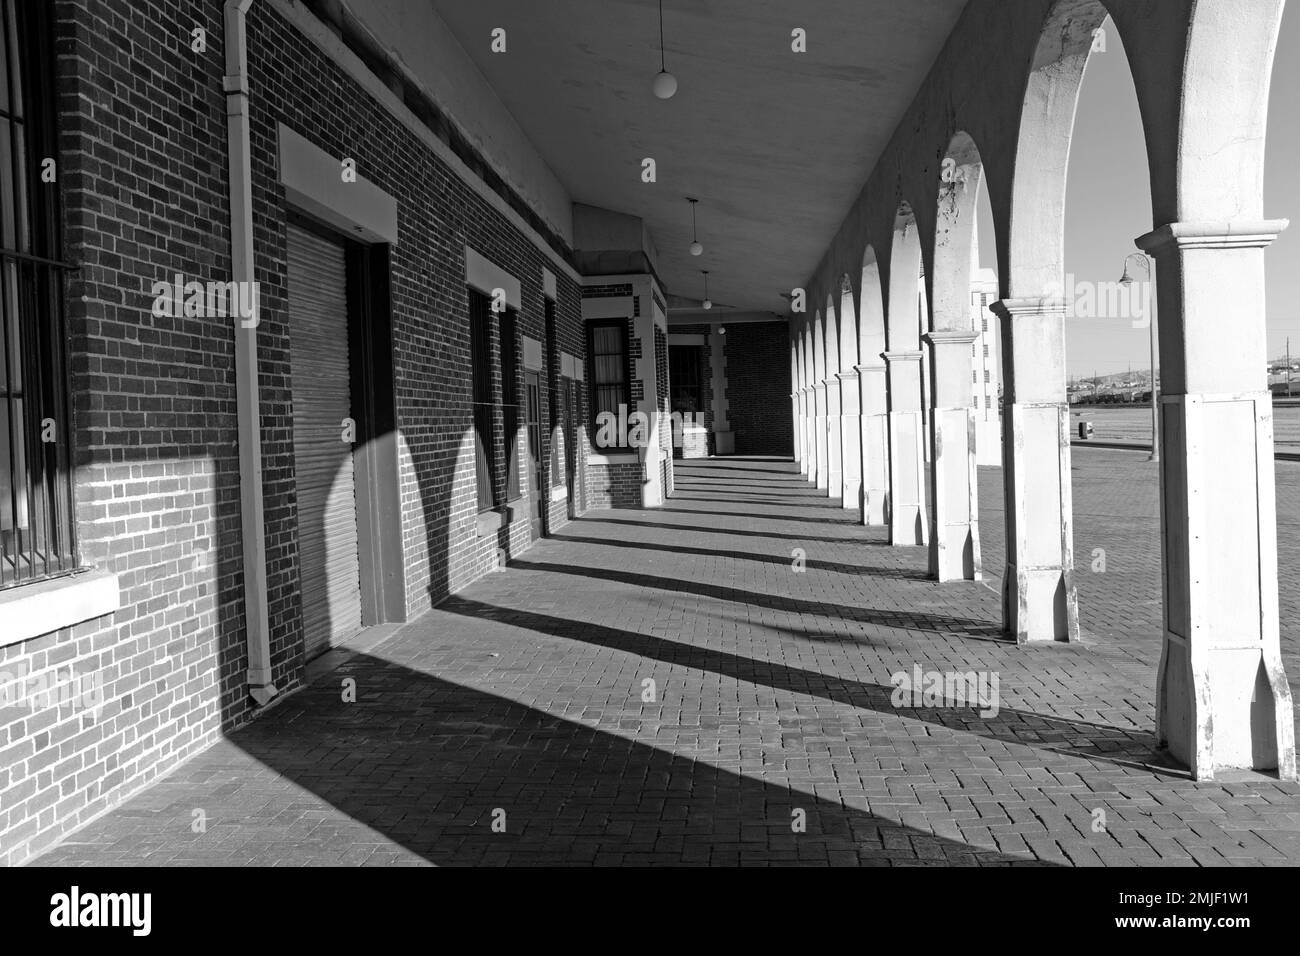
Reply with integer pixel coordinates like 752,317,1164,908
659,0,666,71
691,200,697,240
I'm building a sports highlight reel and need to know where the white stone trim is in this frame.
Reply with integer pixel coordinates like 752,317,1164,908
542,267,557,301
465,247,522,310
587,451,638,466
0,570,121,649
550,485,569,503
582,297,634,320
278,123,400,245
522,336,544,371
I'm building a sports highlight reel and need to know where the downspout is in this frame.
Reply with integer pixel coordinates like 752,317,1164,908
224,0,277,706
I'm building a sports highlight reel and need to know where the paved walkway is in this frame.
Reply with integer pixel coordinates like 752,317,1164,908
32,451,1300,866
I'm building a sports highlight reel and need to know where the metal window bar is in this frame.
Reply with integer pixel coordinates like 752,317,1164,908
0,0,76,589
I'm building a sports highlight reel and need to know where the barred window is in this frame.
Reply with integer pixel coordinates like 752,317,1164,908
468,290,497,511
0,0,75,589
587,319,630,449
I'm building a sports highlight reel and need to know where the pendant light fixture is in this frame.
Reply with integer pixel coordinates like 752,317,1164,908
687,198,703,256
652,0,677,99
702,270,712,310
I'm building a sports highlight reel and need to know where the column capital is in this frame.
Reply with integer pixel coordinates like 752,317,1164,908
922,330,978,347
990,298,1067,321
881,350,924,364
813,381,827,393
1136,219,1289,256
853,362,886,375
834,370,859,382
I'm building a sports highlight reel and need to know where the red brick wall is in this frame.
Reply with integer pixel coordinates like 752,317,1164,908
0,0,587,865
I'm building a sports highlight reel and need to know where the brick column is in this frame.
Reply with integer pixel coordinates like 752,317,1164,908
922,330,981,581
883,350,926,545
1138,220,1296,780
991,299,1079,643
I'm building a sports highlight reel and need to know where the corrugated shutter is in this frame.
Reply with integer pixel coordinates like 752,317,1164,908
287,224,363,660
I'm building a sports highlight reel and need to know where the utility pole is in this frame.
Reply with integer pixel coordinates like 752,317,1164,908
1288,337,1292,399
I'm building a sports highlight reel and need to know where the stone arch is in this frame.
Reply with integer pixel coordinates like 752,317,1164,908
812,308,826,384
859,246,886,365
837,276,857,372
886,201,924,350
824,295,840,379
1007,0,1111,299
930,131,986,332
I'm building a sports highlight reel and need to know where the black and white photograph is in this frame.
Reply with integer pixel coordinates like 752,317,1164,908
1,0,1299,932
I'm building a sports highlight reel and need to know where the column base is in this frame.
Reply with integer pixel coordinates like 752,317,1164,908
1002,562,1079,643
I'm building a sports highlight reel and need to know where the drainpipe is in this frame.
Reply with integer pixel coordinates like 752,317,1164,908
224,0,277,706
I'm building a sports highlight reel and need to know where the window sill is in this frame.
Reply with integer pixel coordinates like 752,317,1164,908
476,509,505,537
588,451,639,466
0,569,121,650
550,485,568,503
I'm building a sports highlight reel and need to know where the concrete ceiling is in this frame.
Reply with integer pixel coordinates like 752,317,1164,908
431,0,968,314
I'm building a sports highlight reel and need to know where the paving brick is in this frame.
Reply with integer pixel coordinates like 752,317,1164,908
28,453,1300,866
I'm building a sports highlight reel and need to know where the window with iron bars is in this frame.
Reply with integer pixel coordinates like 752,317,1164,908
0,0,76,590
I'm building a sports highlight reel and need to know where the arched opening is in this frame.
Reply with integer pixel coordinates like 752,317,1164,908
999,0,1109,645
811,309,828,491
836,276,861,510
823,296,842,500
924,130,989,581
883,202,927,546
859,246,889,526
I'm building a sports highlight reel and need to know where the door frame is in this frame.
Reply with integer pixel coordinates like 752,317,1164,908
288,210,407,630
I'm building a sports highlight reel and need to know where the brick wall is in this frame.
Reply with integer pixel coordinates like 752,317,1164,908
724,322,793,456
0,0,588,865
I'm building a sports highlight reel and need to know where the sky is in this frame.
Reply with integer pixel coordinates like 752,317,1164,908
975,6,1299,379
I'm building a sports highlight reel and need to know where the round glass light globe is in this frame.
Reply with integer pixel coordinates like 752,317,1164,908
653,71,677,99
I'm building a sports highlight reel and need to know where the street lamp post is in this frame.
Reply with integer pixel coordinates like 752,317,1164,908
1119,253,1159,462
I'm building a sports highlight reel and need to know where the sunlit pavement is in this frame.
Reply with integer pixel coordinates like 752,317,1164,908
33,452,1300,866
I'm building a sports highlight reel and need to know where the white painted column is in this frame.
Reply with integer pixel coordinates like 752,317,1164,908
991,299,1079,643
1138,220,1295,780
825,374,843,499
799,388,812,478
813,382,828,490
801,387,814,482
837,371,861,510
883,350,927,545
857,363,889,526
922,331,981,581
790,340,802,470
793,391,804,470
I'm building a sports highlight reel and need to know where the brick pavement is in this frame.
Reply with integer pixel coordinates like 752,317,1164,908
30,451,1300,866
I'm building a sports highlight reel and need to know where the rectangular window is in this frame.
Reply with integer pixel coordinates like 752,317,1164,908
0,0,74,590
468,290,497,511
499,307,521,501
587,319,630,449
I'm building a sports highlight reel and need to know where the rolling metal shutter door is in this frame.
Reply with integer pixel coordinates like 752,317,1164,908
287,224,363,660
